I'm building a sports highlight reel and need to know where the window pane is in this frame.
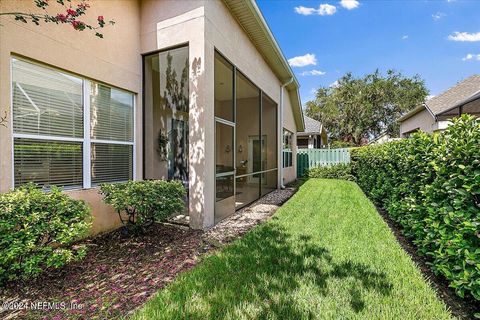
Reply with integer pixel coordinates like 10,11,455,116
262,94,277,170
14,139,83,188
236,175,259,209
215,174,235,223
216,122,234,174
261,169,277,196
214,52,234,121
236,72,260,175
12,59,83,138
143,46,189,183
90,83,134,142
91,143,132,185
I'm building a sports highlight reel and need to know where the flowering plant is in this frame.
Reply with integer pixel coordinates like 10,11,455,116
0,0,115,38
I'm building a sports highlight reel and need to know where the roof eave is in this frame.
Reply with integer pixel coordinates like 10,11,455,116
223,0,305,131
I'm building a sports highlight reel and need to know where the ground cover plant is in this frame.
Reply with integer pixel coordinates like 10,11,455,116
133,179,452,320
352,115,480,303
0,184,91,283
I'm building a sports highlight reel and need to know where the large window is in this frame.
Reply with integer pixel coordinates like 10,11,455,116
12,58,134,189
143,46,189,183
214,50,278,221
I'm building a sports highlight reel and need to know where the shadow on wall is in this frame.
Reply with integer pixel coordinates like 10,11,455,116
145,221,393,318
188,56,206,228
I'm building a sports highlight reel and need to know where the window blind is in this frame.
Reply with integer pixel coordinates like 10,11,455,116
90,83,133,142
91,143,133,185
12,59,83,138
14,139,83,188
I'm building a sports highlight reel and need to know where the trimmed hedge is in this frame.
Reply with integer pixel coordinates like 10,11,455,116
351,115,480,301
0,184,91,283
307,164,355,181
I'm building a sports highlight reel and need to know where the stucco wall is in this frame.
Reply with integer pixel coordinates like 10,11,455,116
400,108,435,137
203,0,299,188
0,0,142,235
282,89,297,184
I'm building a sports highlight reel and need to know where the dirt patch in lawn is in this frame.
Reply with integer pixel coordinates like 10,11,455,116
376,207,478,320
0,187,296,320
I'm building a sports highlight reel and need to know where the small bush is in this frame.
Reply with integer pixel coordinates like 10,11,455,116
100,180,186,234
308,164,355,181
0,184,91,283
351,115,480,301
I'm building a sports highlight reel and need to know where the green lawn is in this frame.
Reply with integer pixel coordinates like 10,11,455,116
133,179,453,320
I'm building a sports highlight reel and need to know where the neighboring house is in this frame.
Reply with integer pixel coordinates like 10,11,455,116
399,75,480,137
0,0,305,233
368,132,400,145
297,115,328,149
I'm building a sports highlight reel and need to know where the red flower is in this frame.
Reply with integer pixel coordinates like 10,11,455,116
67,8,77,16
71,20,85,30
56,13,67,22
77,2,90,9
97,15,104,22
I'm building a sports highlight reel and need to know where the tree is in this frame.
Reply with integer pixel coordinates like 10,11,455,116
305,70,428,146
0,0,114,38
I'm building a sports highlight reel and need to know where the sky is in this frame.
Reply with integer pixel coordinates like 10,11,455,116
256,0,480,104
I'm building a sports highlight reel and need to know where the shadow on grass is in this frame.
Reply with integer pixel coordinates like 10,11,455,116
144,222,393,319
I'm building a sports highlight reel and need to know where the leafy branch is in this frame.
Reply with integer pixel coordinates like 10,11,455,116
0,0,115,38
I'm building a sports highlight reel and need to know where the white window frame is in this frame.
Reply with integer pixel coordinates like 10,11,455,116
10,57,136,190
282,128,293,168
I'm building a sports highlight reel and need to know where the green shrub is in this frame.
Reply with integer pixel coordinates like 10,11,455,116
0,184,91,283
351,115,480,301
100,180,186,233
308,164,355,181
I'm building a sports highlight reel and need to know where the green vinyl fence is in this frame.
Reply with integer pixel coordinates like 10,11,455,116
297,148,351,177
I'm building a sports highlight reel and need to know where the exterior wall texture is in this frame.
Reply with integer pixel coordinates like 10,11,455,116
399,108,436,137
0,0,142,235
0,0,301,233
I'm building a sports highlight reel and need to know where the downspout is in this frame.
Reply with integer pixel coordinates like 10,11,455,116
279,77,294,189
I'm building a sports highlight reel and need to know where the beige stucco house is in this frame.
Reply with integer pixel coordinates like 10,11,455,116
0,0,305,234
296,115,327,149
399,75,480,137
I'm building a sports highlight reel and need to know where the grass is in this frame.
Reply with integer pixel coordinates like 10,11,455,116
133,179,453,320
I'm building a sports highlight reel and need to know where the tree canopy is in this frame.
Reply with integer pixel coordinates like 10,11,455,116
305,70,428,146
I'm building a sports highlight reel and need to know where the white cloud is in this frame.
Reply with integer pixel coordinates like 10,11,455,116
318,4,337,15
426,95,436,100
462,53,480,61
329,80,340,88
448,31,480,42
294,4,337,16
340,0,360,10
294,6,317,15
288,53,317,67
300,70,326,76
432,12,446,20
402,35,409,40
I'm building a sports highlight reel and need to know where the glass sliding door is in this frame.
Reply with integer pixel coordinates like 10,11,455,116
214,52,236,222
143,45,189,215
235,71,261,209
214,49,279,221
261,93,278,196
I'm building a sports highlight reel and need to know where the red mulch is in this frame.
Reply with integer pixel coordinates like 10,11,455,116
0,224,208,320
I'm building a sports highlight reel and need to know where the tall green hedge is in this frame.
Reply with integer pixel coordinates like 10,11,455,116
351,115,480,301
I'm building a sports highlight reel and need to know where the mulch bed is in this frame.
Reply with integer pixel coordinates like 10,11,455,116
376,207,479,320
0,187,297,320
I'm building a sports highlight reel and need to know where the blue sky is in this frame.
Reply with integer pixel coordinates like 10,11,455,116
257,0,480,104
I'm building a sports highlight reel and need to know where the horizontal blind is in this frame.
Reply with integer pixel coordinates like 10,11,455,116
12,59,83,138
90,83,133,142
14,139,83,188
91,143,133,185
